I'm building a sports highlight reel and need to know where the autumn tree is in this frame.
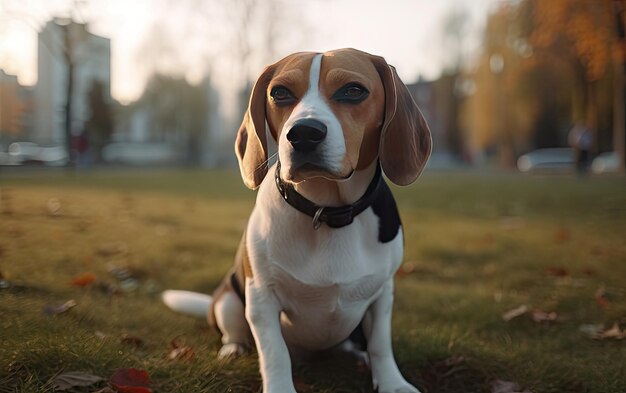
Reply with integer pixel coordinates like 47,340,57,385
526,0,625,169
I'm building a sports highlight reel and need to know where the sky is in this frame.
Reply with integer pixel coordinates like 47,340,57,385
0,0,502,111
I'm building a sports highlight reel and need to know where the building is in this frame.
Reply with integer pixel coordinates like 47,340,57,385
33,18,111,145
0,70,33,145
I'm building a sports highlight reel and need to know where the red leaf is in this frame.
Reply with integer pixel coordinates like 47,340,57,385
109,368,152,393
71,272,97,287
595,287,609,309
554,228,571,243
545,267,568,277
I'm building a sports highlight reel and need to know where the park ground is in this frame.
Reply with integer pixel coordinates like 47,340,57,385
0,169,625,393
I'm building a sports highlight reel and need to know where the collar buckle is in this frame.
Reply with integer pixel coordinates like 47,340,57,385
312,207,324,230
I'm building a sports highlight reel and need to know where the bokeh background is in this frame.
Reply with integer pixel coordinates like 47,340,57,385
1,0,624,172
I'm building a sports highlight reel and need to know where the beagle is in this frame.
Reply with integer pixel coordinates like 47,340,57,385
163,48,431,393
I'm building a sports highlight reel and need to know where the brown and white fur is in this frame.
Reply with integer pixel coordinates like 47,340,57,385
163,48,431,393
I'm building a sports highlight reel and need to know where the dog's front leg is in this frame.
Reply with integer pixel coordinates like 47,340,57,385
365,279,421,393
245,278,296,393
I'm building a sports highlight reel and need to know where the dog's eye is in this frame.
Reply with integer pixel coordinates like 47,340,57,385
332,83,369,104
270,86,296,105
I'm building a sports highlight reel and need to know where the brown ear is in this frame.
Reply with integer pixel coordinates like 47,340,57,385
372,57,432,186
235,66,274,189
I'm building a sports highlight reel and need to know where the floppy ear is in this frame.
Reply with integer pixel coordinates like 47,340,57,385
372,57,432,186
235,66,274,189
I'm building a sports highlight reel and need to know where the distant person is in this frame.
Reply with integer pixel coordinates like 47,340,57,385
568,123,592,175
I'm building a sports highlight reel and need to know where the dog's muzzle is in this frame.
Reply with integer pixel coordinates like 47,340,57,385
287,119,327,153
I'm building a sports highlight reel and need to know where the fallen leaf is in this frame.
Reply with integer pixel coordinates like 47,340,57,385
436,355,465,368
120,334,144,348
491,379,532,393
52,371,103,391
502,305,529,321
109,368,152,393
96,243,128,257
71,272,97,287
595,287,609,309
43,300,77,315
581,267,596,277
595,323,626,340
554,227,571,243
531,309,558,323
168,346,194,361
545,266,568,277
47,197,62,216
167,336,194,361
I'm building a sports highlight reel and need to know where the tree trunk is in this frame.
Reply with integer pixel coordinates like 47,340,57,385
586,81,599,154
613,52,626,174
62,25,75,167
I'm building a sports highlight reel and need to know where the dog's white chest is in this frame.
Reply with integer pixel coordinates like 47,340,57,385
248,190,403,349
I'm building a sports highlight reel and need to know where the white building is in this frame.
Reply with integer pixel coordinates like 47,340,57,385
34,18,111,144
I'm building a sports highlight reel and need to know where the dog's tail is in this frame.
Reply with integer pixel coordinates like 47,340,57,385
161,290,213,319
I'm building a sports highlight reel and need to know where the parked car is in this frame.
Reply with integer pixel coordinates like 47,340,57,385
517,148,575,173
591,151,620,174
102,142,180,165
6,142,69,166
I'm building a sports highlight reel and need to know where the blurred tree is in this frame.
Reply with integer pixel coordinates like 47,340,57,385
86,80,113,163
526,0,623,162
134,74,210,166
463,0,625,171
461,3,538,168
438,8,471,160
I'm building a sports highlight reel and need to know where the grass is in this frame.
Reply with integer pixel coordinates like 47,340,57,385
1,168,625,393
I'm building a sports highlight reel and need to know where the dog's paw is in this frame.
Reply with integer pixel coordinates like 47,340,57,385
217,343,247,359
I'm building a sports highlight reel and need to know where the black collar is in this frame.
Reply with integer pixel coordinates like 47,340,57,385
275,161,383,229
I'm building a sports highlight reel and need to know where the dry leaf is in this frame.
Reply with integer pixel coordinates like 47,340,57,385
595,323,626,340
71,272,97,287
43,300,77,315
52,371,103,391
545,267,568,277
531,309,558,323
47,197,62,216
168,346,194,361
168,336,194,361
491,379,532,393
109,368,152,393
436,355,465,368
120,334,144,348
594,287,609,309
554,227,571,243
96,242,128,257
502,305,529,321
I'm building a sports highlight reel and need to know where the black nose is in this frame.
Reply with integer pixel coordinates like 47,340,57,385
287,119,327,153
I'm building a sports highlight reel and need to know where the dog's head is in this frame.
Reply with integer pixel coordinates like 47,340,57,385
235,48,432,189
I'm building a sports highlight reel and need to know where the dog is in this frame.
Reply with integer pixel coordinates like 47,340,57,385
163,48,431,393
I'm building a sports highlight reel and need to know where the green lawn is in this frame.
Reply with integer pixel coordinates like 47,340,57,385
1,169,625,393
